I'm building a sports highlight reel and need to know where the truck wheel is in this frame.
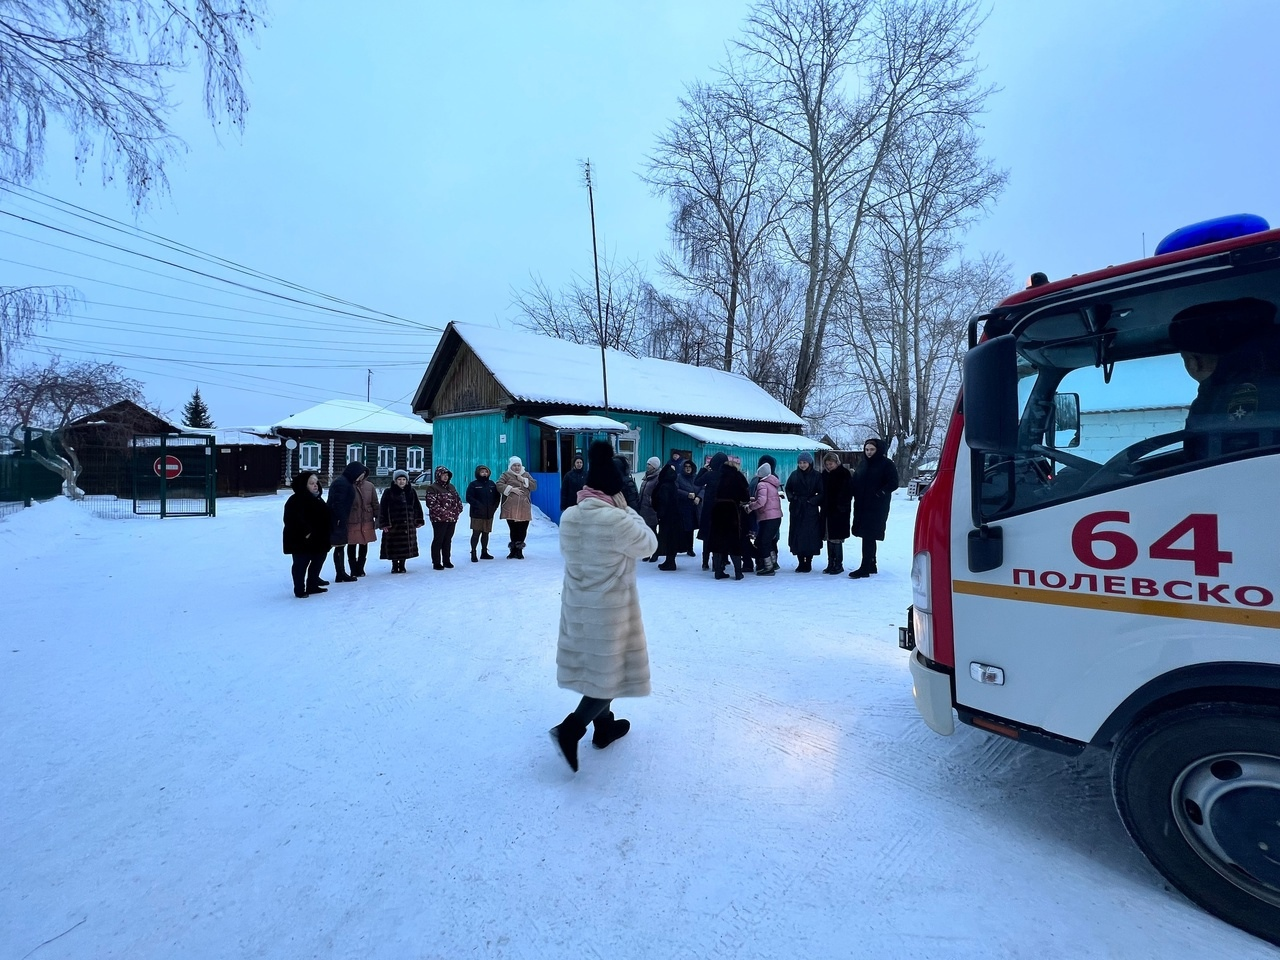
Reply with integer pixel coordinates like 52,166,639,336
1111,702,1280,945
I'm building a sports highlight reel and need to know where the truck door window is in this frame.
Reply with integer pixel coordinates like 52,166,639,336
978,291,1280,521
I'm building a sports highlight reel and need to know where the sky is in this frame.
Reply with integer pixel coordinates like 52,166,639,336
4,491,1275,958
3,0,1280,428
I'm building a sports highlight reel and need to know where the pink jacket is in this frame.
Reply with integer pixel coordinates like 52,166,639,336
749,473,783,521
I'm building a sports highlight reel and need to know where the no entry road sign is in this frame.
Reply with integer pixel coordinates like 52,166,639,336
153,455,183,479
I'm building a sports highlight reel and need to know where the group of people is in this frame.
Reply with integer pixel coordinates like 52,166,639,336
559,441,899,582
281,455,540,597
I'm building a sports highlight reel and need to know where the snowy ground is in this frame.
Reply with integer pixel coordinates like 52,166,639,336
1,492,1271,959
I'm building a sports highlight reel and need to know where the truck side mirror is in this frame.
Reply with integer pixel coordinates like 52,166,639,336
963,334,1019,454
1048,393,1081,449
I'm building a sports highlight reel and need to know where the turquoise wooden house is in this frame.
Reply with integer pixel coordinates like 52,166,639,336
411,322,828,523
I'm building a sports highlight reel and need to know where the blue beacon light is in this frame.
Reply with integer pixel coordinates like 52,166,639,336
1154,213,1270,256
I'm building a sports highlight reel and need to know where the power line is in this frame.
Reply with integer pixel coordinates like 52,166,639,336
0,178,441,331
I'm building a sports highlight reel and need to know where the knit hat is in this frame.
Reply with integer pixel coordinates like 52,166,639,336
756,463,772,478
508,455,522,468
393,469,409,480
585,440,623,496
647,456,661,470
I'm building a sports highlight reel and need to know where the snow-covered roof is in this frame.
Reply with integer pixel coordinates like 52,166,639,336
537,414,630,432
442,322,805,426
206,426,280,446
272,400,432,435
666,422,829,452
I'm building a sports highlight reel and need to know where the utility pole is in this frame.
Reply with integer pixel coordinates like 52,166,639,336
367,369,372,402
583,159,609,412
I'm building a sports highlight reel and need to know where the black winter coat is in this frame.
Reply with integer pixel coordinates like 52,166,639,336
695,453,728,541
466,471,500,519
559,467,587,510
614,456,640,510
379,483,424,560
851,439,899,541
676,463,700,531
784,465,823,556
817,463,854,541
652,465,684,556
327,461,367,546
283,475,331,555
707,463,750,554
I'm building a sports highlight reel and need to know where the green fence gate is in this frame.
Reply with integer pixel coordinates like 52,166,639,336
131,434,216,517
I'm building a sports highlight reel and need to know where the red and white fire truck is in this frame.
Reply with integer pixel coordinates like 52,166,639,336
901,214,1280,944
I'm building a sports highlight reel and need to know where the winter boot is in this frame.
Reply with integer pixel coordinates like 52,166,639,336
471,548,478,563
480,533,494,560
431,544,443,570
514,542,526,560
550,713,588,772
507,542,518,559
591,711,631,749
657,558,677,571
732,556,744,581
333,551,356,583
443,545,454,569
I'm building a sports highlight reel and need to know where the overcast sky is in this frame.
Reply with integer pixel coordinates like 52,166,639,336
3,0,1279,428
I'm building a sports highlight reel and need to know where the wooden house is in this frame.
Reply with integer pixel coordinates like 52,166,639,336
61,400,181,497
411,322,827,523
272,400,433,487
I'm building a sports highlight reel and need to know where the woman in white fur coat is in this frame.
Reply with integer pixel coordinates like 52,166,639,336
550,440,658,773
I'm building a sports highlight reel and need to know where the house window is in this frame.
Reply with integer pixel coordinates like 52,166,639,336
617,435,638,474
346,443,364,464
407,446,424,471
299,441,321,470
377,445,397,475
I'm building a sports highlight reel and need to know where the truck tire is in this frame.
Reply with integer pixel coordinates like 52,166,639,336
1111,701,1280,946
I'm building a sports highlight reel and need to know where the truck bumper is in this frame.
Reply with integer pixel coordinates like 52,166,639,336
909,649,955,735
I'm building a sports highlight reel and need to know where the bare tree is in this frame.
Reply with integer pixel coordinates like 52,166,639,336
733,0,989,417
0,284,75,362
1,355,144,429
645,80,787,371
512,258,652,354
833,105,1005,476
0,1,263,360
1,355,147,494
0,0,264,204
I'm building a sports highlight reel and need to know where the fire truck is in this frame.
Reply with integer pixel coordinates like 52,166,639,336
900,214,1280,944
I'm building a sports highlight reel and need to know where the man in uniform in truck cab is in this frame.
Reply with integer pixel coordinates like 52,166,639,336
1170,297,1280,459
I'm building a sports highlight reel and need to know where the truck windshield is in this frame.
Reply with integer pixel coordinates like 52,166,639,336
979,278,1280,520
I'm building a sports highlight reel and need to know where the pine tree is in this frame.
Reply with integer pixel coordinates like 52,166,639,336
182,387,215,429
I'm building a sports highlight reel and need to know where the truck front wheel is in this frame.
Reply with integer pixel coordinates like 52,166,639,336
1112,702,1280,945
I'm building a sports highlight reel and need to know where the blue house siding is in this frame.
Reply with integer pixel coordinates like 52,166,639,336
429,411,515,477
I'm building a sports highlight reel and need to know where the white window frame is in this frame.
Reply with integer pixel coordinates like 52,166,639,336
346,443,364,465
616,433,638,474
299,441,321,470
377,444,397,476
406,445,424,471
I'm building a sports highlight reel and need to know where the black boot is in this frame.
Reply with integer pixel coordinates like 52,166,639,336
480,534,494,559
657,557,677,571
443,545,454,568
514,542,525,560
507,542,517,559
471,548,478,563
732,556,744,581
333,550,356,583
431,543,443,570
591,711,630,749
550,713,588,772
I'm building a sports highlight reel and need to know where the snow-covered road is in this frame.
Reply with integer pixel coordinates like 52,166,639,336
1,492,1267,958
